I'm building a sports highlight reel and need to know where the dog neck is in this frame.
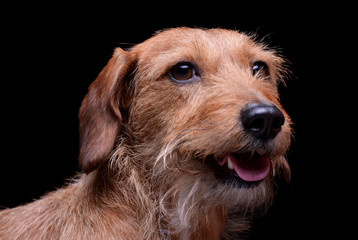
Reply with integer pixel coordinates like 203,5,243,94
87,144,262,240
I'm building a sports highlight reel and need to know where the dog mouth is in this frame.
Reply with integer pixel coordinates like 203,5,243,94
208,152,271,185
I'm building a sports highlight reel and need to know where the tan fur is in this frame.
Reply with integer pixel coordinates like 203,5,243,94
0,28,292,240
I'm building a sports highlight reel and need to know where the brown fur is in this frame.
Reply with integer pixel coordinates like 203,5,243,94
0,28,292,240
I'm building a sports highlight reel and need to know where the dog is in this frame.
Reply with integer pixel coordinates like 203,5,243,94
0,27,292,240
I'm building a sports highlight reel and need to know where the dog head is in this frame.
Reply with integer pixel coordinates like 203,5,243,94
78,28,292,189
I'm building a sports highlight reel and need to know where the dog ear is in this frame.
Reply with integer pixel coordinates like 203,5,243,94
78,48,135,173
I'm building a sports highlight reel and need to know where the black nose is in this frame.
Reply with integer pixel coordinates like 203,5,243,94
241,103,285,140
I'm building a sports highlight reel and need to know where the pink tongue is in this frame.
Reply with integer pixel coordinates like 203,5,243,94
223,154,270,182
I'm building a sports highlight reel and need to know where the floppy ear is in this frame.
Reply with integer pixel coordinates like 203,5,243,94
79,48,135,173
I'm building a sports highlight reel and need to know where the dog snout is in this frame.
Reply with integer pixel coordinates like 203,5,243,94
241,103,285,141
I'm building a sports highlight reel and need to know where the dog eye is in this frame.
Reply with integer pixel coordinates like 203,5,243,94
251,61,269,79
169,62,198,82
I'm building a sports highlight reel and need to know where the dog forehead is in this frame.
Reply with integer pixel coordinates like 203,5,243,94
132,28,262,72
145,28,254,50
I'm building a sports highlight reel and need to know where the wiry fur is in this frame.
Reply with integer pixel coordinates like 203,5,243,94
0,28,292,239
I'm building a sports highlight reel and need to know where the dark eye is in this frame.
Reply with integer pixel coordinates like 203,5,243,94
251,61,269,79
169,62,199,83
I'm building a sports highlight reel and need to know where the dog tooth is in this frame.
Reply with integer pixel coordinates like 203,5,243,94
227,157,234,170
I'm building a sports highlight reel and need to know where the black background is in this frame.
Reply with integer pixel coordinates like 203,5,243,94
0,3,352,239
